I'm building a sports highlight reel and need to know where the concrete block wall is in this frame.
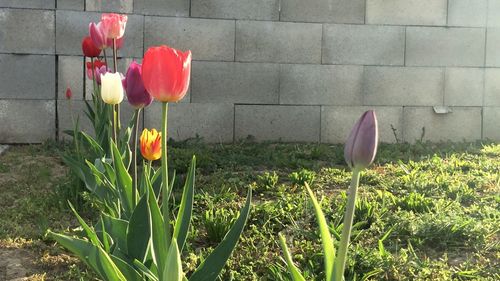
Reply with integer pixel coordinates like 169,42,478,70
0,0,497,143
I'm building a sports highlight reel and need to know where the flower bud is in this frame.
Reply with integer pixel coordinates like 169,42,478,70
89,22,107,49
101,72,124,105
100,13,127,39
65,87,72,100
344,110,378,170
140,128,161,161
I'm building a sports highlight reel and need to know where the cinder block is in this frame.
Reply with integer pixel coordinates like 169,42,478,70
57,0,84,10
280,0,364,23
59,56,84,100
0,0,54,8
280,64,363,105
57,99,139,140
235,105,320,142
0,9,54,54
363,66,444,106
236,21,322,64
366,0,447,26
406,27,485,67
483,107,500,140
488,0,500,27
403,107,482,142
86,0,133,13
56,10,143,58
322,24,405,66
144,17,235,62
0,100,55,143
191,0,279,20
448,0,487,27
0,54,55,100
191,61,279,104
144,103,234,143
486,28,500,66
321,106,403,143
134,0,189,16
484,68,500,106
444,68,484,106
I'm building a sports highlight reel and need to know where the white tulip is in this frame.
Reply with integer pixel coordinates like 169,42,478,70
101,72,124,105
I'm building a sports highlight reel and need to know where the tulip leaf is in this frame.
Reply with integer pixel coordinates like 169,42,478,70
189,189,252,281
133,259,159,281
173,156,196,252
48,231,126,281
61,154,97,193
111,141,133,218
164,238,183,281
68,201,101,248
305,182,336,281
110,254,142,281
278,233,306,281
95,213,129,253
147,178,170,281
127,194,151,262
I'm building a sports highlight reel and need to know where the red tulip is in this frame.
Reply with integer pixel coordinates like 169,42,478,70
65,87,72,99
81,36,101,57
142,45,192,102
101,13,127,39
344,110,378,170
89,22,107,49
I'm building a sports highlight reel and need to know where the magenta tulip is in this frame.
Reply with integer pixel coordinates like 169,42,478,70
89,22,107,49
344,110,378,170
124,61,153,109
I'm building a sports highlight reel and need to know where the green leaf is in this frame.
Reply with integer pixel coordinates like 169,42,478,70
189,189,252,281
68,202,101,248
305,182,336,281
278,233,306,281
147,180,170,281
111,141,133,217
96,213,129,253
133,259,159,281
48,231,126,281
110,255,142,281
164,238,183,281
127,194,151,262
173,156,196,252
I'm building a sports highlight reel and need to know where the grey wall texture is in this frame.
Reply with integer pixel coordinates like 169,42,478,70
0,0,498,143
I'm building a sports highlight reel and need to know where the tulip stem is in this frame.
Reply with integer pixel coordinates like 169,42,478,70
103,49,109,72
112,104,117,145
131,108,141,206
90,57,97,99
112,38,121,132
161,102,171,246
333,168,361,281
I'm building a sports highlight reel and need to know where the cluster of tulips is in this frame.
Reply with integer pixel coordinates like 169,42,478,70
52,12,379,281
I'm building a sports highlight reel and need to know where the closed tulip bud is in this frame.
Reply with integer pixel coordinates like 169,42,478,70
81,36,101,57
65,87,72,99
124,61,153,109
101,13,127,39
89,22,107,49
140,128,161,161
142,45,192,102
101,72,124,105
344,110,378,170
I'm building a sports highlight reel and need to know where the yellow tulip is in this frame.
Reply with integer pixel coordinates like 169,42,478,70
101,72,124,105
140,128,161,161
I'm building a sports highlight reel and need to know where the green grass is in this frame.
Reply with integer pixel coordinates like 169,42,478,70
0,140,499,280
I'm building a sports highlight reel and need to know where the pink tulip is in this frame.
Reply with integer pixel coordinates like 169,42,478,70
89,22,107,49
107,36,124,50
344,110,378,170
100,13,127,39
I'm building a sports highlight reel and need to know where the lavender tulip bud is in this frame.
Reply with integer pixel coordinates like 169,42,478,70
344,110,378,170
124,61,153,109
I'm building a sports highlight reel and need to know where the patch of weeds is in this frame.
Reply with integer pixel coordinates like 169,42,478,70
289,169,316,187
203,207,237,245
256,171,279,192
